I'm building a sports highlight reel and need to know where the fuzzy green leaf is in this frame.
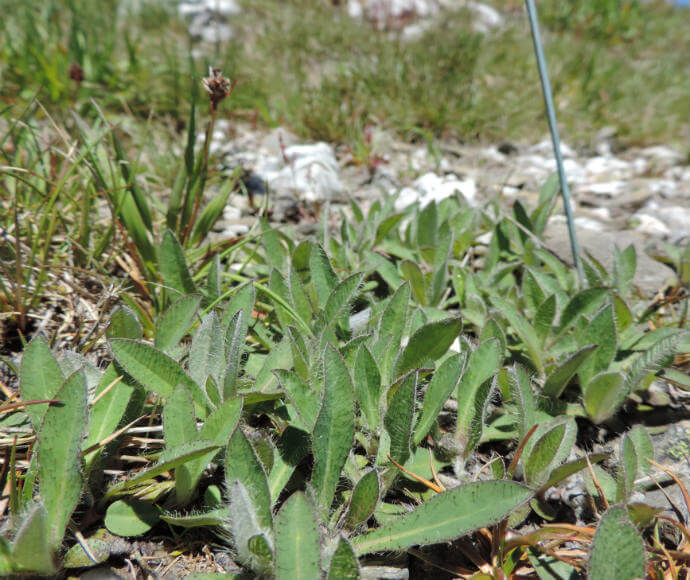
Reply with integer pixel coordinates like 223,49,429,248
10,502,55,575
155,294,201,353
327,537,360,580
225,429,273,529
542,345,598,399
109,338,207,409
105,499,160,537
159,229,197,296
582,372,627,424
20,335,63,431
354,346,382,432
274,492,321,580
384,373,417,467
588,505,645,580
312,345,355,512
38,370,87,550
353,480,533,554
106,306,143,340
189,311,225,390
310,243,338,309
345,470,380,530
394,317,461,378
413,353,464,446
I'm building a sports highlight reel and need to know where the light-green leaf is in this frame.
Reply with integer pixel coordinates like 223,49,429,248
106,306,143,340
155,294,201,353
312,345,355,512
393,318,461,379
353,480,533,554
354,346,382,432
20,335,63,430
159,229,197,296
105,499,160,537
38,370,87,549
413,353,464,446
582,372,627,424
274,492,321,580
542,345,598,399
588,505,645,580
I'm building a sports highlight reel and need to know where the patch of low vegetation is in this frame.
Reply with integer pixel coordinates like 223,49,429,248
1,78,690,576
1,0,689,148
2,1,690,578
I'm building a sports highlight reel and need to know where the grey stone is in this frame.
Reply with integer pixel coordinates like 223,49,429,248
543,224,676,296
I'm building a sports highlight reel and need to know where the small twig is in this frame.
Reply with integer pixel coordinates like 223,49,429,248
585,453,609,511
387,454,444,493
91,375,123,406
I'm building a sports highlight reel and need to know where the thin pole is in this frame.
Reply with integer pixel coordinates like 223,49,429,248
524,0,584,285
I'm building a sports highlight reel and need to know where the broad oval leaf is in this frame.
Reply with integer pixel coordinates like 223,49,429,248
105,499,160,537
20,335,63,430
588,505,645,580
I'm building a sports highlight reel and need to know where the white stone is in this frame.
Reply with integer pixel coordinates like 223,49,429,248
654,206,690,234
589,207,611,220
584,156,631,178
529,139,576,158
633,214,671,236
640,145,684,165
394,172,476,210
223,205,242,220
579,181,627,197
254,142,343,203
549,215,605,232
463,1,503,33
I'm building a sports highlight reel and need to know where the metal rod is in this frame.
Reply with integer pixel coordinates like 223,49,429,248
524,0,585,285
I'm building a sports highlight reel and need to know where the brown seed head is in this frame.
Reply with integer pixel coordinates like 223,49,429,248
69,61,84,84
202,67,232,112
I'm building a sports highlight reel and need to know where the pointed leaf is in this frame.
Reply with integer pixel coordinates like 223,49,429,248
582,372,626,424
11,502,55,574
225,429,273,528
38,370,87,549
20,335,63,430
159,229,197,296
155,294,201,352
312,345,355,512
353,481,533,554
310,243,338,309
413,354,464,446
542,345,598,399
328,537,360,580
394,317,461,378
106,306,143,340
354,346,381,432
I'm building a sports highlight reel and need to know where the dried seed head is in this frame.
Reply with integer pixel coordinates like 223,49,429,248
69,61,84,84
202,67,232,112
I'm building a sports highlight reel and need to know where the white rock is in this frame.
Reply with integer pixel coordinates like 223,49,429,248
549,215,605,232
640,145,684,165
589,207,611,220
654,206,690,234
579,181,627,197
584,156,631,178
255,142,343,203
634,214,671,236
529,138,576,158
394,172,476,210
223,205,242,220
464,1,503,33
